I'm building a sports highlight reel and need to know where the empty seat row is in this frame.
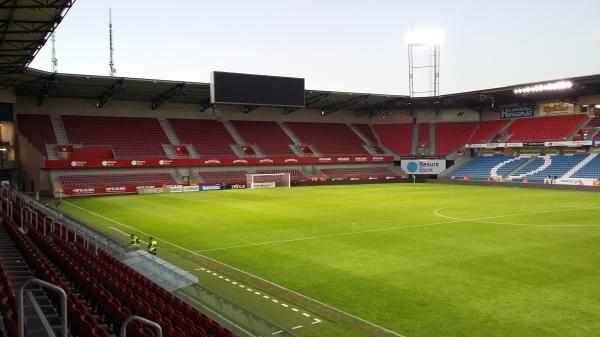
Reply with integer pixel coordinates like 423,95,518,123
321,167,398,179
59,173,176,189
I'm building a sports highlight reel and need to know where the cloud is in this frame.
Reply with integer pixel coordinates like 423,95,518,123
595,32,600,40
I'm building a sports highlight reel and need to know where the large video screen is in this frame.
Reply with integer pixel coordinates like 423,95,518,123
211,71,305,107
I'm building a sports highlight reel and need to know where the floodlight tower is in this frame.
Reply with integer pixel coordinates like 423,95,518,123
407,28,443,97
50,33,57,73
108,8,116,77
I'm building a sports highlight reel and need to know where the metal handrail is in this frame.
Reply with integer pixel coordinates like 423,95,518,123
18,278,68,337
119,316,162,337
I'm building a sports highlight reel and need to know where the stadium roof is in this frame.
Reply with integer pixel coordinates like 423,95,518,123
0,0,74,86
7,68,600,113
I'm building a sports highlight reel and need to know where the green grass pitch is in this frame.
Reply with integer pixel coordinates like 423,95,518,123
55,183,600,337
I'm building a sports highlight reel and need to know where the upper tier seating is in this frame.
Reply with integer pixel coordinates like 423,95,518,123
286,122,368,156
450,155,511,179
62,116,168,159
373,124,413,155
231,121,295,157
469,120,507,143
198,171,247,184
572,154,600,179
435,122,478,155
321,166,397,179
505,114,588,142
352,124,379,144
60,173,176,189
169,119,236,157
16,114,56,158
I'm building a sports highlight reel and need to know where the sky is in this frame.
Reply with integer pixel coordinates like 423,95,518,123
30,0,600,95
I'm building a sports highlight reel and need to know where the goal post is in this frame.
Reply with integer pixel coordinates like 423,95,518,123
246,173,291,189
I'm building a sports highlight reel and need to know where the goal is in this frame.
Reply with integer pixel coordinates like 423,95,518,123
246,173,291,189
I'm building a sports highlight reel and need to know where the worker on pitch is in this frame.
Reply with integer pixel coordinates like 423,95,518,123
130,234,141,248
148,236,158,255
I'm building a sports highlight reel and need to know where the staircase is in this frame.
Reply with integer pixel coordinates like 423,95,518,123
561,153,598,178
505,156,535,177
162,144,178,159
158,118,181,145
229,144,247,158
0,224,64,337
411,123,418,154
288,144,306,157
568,116,593,140
347,124,372,145
50,115,69,145
184,144,200,158
279,122,302,144
45,144,58,160
429,123,436,155
221,120,246,145
586,128,600,140
368,124,396,156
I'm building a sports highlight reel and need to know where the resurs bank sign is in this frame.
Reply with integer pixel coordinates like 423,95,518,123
401,160,446,175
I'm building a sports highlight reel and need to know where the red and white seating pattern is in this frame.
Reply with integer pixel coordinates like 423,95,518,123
62,116,168,159
16,114,57,157
169,119,236,157
60,173,176,189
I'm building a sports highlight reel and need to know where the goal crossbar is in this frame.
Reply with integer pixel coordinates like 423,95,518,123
246,173,291,189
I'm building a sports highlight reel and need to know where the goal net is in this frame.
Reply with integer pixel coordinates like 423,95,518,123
246,173,291,189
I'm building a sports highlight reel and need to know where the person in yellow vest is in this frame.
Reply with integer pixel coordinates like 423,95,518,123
130,234,140,248
148,237,158,255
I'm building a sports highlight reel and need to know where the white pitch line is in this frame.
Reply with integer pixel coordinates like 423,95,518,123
272,299,279,303
263,295,270,299
312,318,322,325
291,308,299,312
225,278,230,282
197,205,600,253
433,206,600,227
291,325,303,330
231,281,237,285
281,303,288,308
254,291,261,295
271,330,283,335
302,313,310,318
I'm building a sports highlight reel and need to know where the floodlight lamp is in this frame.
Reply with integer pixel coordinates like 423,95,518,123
513,81,573,94
406,28,445,45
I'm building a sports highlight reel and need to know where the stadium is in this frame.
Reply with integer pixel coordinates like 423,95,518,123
0,1,599,337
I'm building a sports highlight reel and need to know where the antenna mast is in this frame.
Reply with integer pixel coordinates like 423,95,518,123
50,33,57,73
108,8,116,76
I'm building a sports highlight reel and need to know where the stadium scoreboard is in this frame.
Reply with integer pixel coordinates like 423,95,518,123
210,71,305,108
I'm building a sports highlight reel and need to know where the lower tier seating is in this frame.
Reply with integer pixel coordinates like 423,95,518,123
60,173,176,189
450,155,511,180
321,167,398,179
0,189,237,337
571,154,600,179
198,171,247,184
511,154,588,182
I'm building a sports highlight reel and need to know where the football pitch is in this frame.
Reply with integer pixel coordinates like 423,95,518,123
54,183,600,337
